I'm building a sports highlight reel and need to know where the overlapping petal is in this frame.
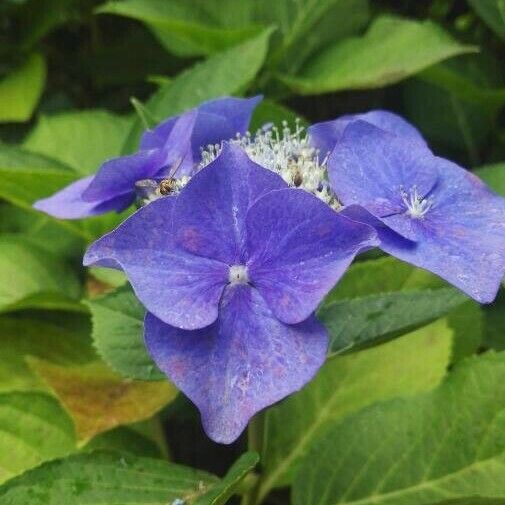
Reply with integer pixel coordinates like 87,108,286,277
309,109,426,156
144,285,328,444
174,143,287,264
84,196,228,329
247,189,378,324
328,121,439,241
140,96,262,155
337,138,505,303
33,175,133,219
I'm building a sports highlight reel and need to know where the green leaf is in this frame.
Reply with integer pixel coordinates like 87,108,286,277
476,162,505,196
280,16,476,94
404,78,493,165
319,287,466,355
86,285,163,381
24,110,133,175
265,0,370,73
419,61,505,112
0,53,46,123
448,301,483,362
82,426,163,459
97,0,263,57
28,358,177,441
0,203,83,259
467,0,505,40
0,392,75,484
483,291,505,351
0,236,83,313
404,56,505,165
0,145,76,211
318,256,468,355
195,452,259,505
258,318,453,499
292,352,505,505
0,314,94,393
0,450,219,504
122,28,272,153
248,98,307,132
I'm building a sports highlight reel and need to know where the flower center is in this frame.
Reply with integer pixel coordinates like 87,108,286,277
200,120,340,209
401,185,434,219
228,265,249,285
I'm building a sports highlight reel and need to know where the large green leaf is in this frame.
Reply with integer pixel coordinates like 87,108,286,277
292,352,505,505
122,28,272,153
318,256,465,355
96,0,369,73
86,285,163,381
281,16,475,94
0,54,46,123
24,110,133,175
467,0,505,40
29,358,177,441
319,287,465,355
0,314,94,393
0,451,218,504
0,236,82,313
0,392,75,484
257,319,453,499
97,0,263,57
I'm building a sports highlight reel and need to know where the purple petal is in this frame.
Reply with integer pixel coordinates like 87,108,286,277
309,109,427,156
84,196,228,329
140,96,262,159
82,149,167,202
174,143,288,264
33,175,133,219
328,121,439,241
247,189,378,324
144,285,328,444
342,194,505,304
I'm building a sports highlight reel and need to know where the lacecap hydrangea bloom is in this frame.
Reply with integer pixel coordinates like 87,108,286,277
35,95,505,443
84,144,377,442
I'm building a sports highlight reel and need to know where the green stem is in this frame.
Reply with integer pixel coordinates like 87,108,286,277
240,414,266,505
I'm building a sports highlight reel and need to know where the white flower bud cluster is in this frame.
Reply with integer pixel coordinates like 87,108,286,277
200,120,340,209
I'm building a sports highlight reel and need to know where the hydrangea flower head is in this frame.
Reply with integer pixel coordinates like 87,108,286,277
84,143,377,443
33,96,261,219
327,120,505,303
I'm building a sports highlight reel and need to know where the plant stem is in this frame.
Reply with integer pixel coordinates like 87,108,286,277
240,414,266,505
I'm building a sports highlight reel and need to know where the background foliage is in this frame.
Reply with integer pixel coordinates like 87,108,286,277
0,0,504,504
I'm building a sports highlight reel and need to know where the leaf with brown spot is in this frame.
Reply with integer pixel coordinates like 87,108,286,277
28,358,177,441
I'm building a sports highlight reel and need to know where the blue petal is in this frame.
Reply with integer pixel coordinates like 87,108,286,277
328,121,438,241
247,188,378,324
144,285,328,444
342,193,505,304
309,109,427,156
174,143,287,264
140,96,262,161
84,196,228,329
82,149,168,203
33,175,133,219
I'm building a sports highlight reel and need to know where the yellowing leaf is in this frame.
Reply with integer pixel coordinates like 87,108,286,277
28,359,177,441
